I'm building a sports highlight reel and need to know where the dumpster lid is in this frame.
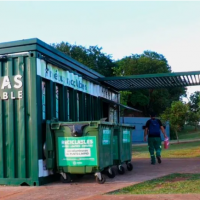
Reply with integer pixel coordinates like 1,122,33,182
100,97,142,113
119,124,135,128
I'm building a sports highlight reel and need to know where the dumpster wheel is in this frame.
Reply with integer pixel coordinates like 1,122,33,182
60,173,71,183
95,173,106,184
127,162,133,171
106,167,115,178
118,165,125,175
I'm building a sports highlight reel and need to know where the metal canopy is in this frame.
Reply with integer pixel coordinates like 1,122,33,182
98,71,200,91
99,97,142,112
0,38,104,80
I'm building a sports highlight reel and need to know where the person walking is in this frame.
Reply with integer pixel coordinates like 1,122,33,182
144,112,167,165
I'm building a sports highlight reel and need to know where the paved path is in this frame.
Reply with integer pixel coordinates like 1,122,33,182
1,158,200,200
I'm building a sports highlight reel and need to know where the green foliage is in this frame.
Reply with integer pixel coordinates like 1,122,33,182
188,91,200,113
51,42,116,77
179,131,200,140
169,127,177,140
161,101,188,141
52,42,186,116
132,141,200,159
112,173,200,194
119,91,132,106
114,51,186,116
186,92,200,129
187,112,200,128
114,51,171,76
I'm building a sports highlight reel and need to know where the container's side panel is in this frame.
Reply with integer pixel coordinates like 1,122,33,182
3,59,15,178
83,93,87,121
79,92,85,121
14,57,26,178
0,61,4,177
66,87,70,121
25,56,38,181
99,99,103,119
93,97,96,120
96,97,101,120
36,75,43,160
47,81,55,119
74,90,77,121
60,85,66,121
0,56,38,185
87,94,92,120
69,89,75,121
85,94,88,120
91,96,94,120
52,82,56,119
93,97,98,120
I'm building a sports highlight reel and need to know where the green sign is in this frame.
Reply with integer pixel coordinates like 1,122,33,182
123,130,131,143
58,136,97,166
102,129,111,145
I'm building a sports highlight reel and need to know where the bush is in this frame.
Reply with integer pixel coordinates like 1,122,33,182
170,127,177,140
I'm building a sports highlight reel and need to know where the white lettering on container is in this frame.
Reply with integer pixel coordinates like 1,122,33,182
14,75,22,89
1,76,11,89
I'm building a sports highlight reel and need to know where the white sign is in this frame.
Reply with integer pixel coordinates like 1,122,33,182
37,59,118,102
65,148,91,157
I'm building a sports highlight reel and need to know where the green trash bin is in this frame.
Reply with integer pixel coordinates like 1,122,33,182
113,124,135,174
45,120,115,184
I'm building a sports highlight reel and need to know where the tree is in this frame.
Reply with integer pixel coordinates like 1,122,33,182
161,101,188,142
51,42,115,77
114,51,186,116
188,91,200,113
52,42,186,116
187,112,200,130
187,91,200,130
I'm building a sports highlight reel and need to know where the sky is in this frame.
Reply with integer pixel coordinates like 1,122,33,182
0,1,200,99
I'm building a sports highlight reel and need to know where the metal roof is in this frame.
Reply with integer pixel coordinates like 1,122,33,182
0,38,104,80
98,71,200,91
99,97,142,112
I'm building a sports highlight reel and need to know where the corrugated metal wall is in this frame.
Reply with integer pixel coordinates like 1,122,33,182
0,54,119,186
0,54,38,185
36,62,103,184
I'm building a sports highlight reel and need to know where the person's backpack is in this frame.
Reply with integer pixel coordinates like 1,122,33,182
148,119,160,136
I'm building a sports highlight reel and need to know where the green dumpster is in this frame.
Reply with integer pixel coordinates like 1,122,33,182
113,124,135,174
45,120,115,184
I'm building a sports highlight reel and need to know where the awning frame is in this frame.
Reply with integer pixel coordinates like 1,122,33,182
98,71,200,91
99,97,142,112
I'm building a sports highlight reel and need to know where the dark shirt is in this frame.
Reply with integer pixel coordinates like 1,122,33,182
145,118,162,137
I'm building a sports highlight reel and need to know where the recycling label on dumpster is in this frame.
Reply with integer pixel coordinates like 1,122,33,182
102,129,111,145
123,130,131,143
58,136,97,166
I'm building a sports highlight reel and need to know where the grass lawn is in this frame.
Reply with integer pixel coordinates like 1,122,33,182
177,125,200,140
132,141,200,159
179,132,200,140
111,173,200,194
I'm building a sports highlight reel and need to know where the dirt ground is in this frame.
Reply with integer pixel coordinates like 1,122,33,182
1,158,200,200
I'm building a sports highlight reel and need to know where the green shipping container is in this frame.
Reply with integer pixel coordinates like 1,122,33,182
0,53,38,186
113,124,135,174
0,39,119,186
45,120,115,184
